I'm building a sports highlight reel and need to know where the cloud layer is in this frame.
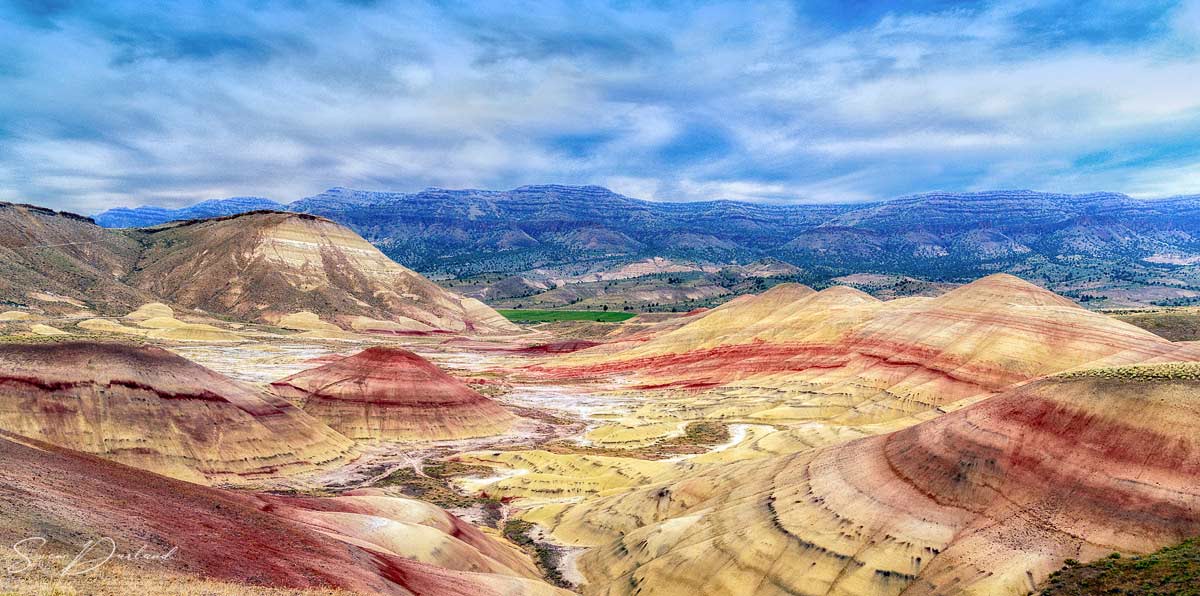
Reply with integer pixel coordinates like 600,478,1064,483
2,0,1199,212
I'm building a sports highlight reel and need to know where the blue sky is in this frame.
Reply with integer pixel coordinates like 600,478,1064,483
2,0,1200,212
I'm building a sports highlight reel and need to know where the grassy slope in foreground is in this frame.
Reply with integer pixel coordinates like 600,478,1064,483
1040,538,1200,595
497,309,637,323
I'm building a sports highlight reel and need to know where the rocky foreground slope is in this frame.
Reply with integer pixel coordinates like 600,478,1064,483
271,347,517,441
0,430,568,595
0,341,356,484
551,365,1200,595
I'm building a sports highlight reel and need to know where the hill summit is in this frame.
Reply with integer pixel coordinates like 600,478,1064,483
271,346,517,441
128,211,518,333
0,203,516,334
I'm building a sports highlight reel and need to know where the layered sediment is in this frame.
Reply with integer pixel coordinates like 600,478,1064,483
0,341,355,484
559,367,1200,595
272,346,517,441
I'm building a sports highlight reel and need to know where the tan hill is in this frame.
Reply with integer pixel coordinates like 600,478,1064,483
541,275,1197,423
0,430,568,596
126,211,518,334
77,301,245,341
0,202,153,315
548,363,1200,595
0,203,516,335
271,347,517,441
0,341,355,484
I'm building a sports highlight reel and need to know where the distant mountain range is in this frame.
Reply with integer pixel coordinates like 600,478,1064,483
95,196,283,228
94,185,1200,307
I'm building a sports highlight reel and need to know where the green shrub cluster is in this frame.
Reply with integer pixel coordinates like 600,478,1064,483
1040,538,1200,595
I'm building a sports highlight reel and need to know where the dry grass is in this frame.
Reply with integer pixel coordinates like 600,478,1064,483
1056,362,1200,381
0,557,353,596
1112,310,1200,342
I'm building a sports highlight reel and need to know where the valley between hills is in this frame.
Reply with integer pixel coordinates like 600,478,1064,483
1,201,1199,596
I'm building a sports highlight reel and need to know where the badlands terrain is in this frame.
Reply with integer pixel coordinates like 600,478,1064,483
0,203,1199,595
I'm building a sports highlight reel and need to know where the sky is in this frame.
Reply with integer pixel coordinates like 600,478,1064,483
2,0,1200,213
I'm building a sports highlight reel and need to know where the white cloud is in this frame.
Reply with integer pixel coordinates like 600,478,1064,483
604,176,664,201
1,0,1199,211
813,131,1027,156
1124,160,1200,197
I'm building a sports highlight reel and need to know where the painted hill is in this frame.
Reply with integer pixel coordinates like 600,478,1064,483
124,211,518,334
0,341,355,484
540,274,1200,424
548,364,1200,595
95,186,1200,306
276,489,545,580
0,430,569,595
271,347,517,441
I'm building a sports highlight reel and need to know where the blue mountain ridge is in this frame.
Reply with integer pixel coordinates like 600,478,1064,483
92,186,1200,302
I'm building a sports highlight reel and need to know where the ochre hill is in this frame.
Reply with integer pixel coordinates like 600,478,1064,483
0,341,355,484
541,274,1198,423
126,211,518,334
554,364,1200,595
271,346,517,441
0,430,569,595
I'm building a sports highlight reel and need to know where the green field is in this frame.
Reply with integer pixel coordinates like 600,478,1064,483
497,309,638,323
